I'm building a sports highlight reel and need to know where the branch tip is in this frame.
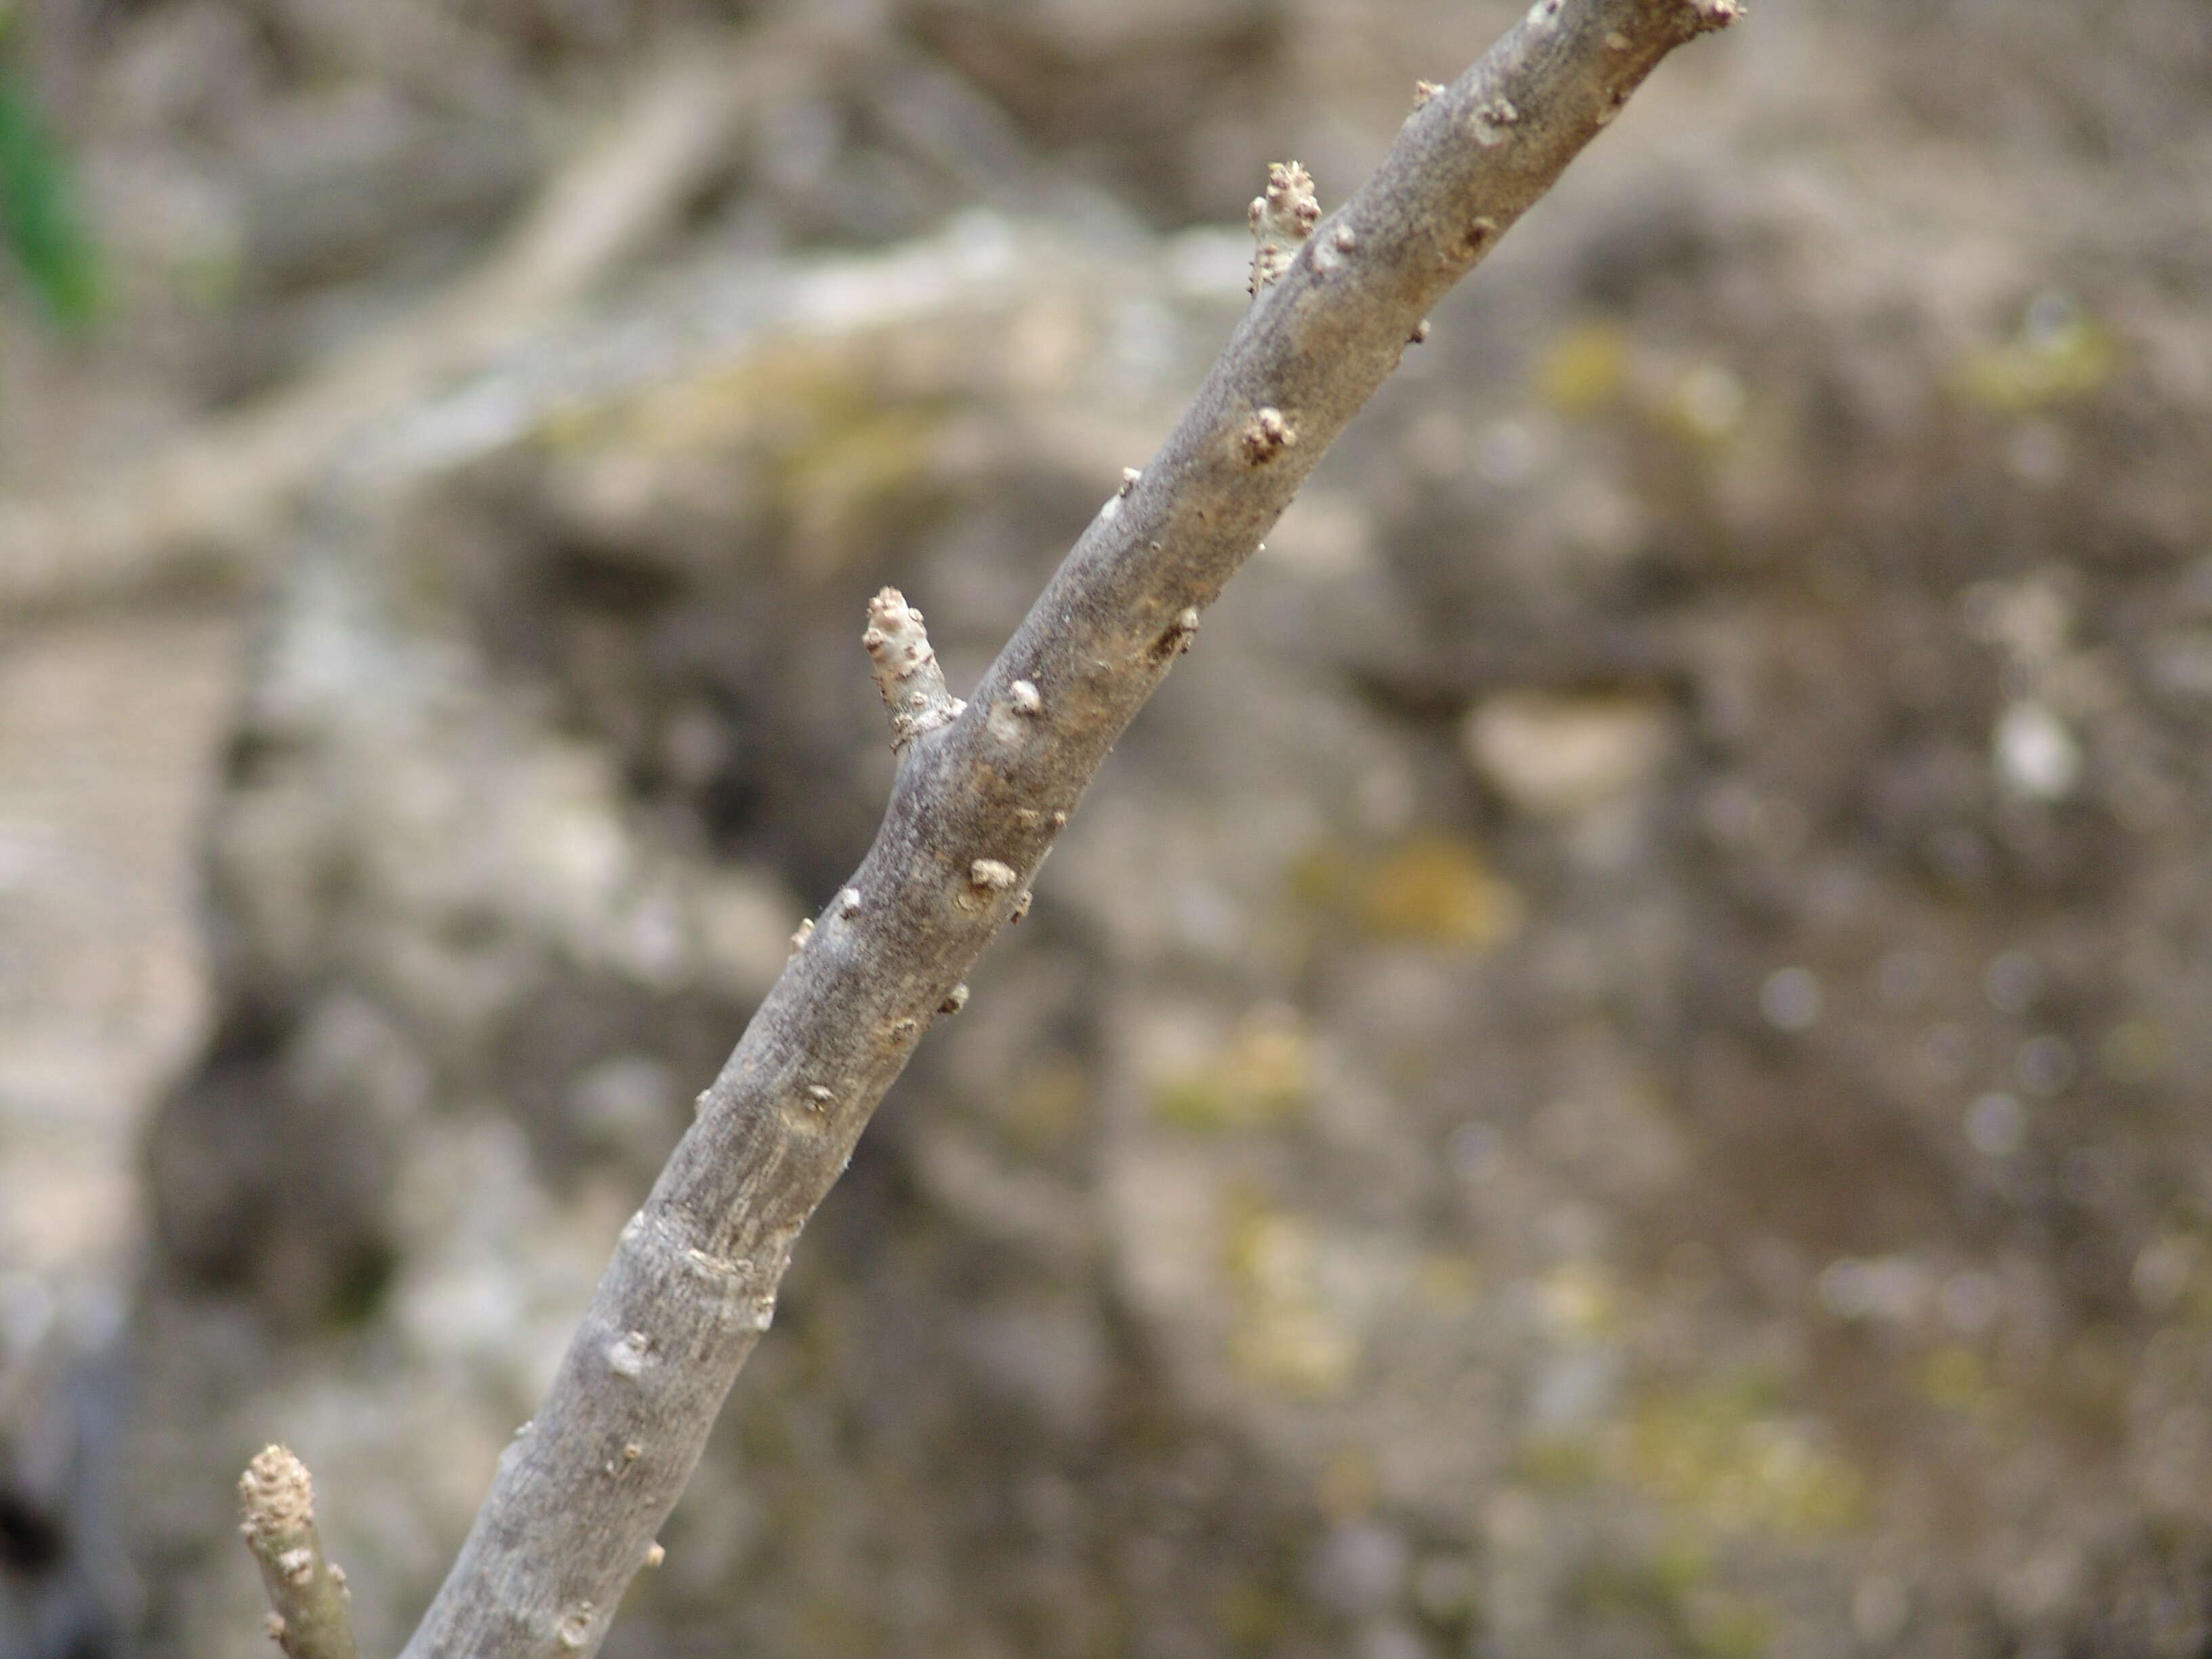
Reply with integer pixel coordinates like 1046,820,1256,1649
864,586,966,750
239,1447,359,1659
1248,160,1320,294
241,1446,315,1537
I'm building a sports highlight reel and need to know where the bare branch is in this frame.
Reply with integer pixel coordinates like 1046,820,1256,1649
398,3,1740,1656
239,1447,361,1659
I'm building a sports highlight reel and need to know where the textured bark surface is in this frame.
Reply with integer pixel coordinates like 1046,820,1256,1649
403,5,1738,1655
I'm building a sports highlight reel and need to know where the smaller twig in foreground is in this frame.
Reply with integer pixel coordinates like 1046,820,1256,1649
239,1446,361,1659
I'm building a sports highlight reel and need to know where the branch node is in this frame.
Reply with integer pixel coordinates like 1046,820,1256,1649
556,1604,596,1651
644,1542,667,1570
1150,608,1204,665
1412,79,1445,108
1119,466,1143,495
863,588,966,751
1011,890,1033,924
1471,98,1521,144
838,887,862,917
970,859,1018,891
788,917,814,954
1312,218,1361,276
1009,679,1044,716
607,1331,652,1378
1248,161,1319,294
1239,407,1298,465
940,983,970,1015
1410,319,1433,344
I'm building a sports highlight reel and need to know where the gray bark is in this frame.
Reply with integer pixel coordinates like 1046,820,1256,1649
396,3,1740,1655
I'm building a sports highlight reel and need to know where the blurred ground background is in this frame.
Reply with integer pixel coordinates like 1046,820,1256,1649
2,1,2210,1656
